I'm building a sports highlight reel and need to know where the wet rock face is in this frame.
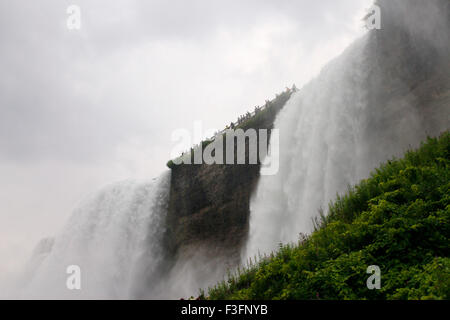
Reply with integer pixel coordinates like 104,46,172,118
364,0,450,158
163,92,292,264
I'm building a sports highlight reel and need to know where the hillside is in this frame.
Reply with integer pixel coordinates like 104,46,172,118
208,132,450,300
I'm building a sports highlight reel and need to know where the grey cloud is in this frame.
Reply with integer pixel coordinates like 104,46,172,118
0,0,371,164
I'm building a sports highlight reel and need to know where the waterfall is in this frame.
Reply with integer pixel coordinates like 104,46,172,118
246,37,374,258
246,0,450,258
17,171,171,299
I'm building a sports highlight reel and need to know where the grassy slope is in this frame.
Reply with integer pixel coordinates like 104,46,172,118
208,132,450,300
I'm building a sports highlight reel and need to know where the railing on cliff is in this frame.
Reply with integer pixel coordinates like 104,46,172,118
167,85,298,169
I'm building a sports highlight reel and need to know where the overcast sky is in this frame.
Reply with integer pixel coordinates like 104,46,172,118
0,0,372,282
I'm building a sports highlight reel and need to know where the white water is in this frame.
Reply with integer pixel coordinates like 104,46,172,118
246,21,449,258
246,38,372,257
14,172,171,299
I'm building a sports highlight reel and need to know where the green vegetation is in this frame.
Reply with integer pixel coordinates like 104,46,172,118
208,132,450,300
166,88,294,169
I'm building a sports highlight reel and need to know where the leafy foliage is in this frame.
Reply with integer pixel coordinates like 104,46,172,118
208,132,450,300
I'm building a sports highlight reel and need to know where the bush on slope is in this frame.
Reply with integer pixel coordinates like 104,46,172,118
208,132,450,300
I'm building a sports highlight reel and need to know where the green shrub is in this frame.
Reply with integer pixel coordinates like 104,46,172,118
208,131,450,300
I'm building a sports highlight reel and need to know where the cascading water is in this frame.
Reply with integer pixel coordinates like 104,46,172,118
246,39,372,258
16,171,171,299
246,0,450,259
